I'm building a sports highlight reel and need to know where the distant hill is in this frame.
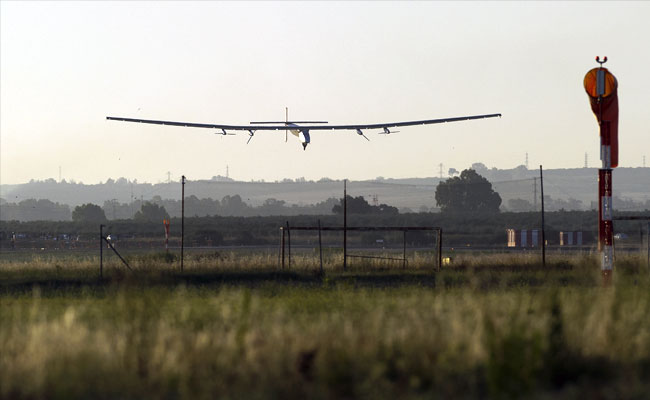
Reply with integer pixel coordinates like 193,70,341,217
1,167,649,220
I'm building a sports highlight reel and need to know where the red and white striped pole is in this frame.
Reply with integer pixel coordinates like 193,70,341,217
163,219,170,253
598,166,613,277
597,69,613,280
584,57,618,283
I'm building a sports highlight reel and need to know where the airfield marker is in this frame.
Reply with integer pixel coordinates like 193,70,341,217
584,56,619,283
163,219,170,253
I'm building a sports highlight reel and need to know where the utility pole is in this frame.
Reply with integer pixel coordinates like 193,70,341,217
343,179,347,270
181,175,185,272
318,220,323,275
539,165,546,267
533,177,537,211
99,224,104,279
584,152,589,168
130,183,134,218
439,163,443,179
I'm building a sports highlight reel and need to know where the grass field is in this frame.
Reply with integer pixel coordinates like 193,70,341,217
1,251,649,399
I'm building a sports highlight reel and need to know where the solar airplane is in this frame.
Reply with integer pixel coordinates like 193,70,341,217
106,110,501,150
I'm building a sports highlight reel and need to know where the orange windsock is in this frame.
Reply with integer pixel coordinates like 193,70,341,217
584,67,619,168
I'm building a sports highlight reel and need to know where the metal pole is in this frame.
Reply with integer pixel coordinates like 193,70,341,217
287,221,291,269
281,226,286,269
539,165,546,267
647,222,649,272
437,228,442,272
100,224,104,279
598,121,614,283
318,219,323,274
343,179,347,270
403,230,407,269
277,227,281,268
181,175,185,272
591,60,615,284
104,239,132,271
533,177,537,211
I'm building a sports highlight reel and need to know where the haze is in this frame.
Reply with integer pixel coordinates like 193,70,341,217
1,1,649,185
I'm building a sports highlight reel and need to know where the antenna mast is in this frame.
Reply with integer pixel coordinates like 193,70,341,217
525,153,529,169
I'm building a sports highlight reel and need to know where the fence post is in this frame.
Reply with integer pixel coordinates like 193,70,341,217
181,175,185,272
318,219,323,274
403,230,407,269
437,228,442,272
540,165,546,267
278,227,283,269
343,179,347,270
286,221,291,269
280,227,284,269
99,224,104,279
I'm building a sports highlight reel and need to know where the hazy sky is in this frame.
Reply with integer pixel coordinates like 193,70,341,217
1,1,649,185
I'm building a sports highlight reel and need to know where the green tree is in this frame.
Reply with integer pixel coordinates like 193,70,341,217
333,195,373,214
220,195,250,216
134,202,170,223
72,203,107,223
435,169,502,213
332,195,399,215
259,198,287,215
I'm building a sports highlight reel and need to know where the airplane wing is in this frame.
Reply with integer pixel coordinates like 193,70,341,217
106,113,501,133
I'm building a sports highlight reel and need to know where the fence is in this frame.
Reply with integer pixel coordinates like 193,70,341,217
278,223,442,272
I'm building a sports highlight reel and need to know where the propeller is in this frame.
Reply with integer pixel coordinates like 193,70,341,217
247,130,255,144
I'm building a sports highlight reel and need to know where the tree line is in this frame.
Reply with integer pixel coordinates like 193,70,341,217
2,209,646,249
2,168,647,248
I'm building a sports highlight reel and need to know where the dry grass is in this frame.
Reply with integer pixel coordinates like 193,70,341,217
0,251,649,399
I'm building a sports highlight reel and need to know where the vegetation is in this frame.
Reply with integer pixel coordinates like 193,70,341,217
6,208,647,250
435,169,502,214
0,198,71,222
332,195,399,215
72,203,107,223
0,251,648,399
134,202,170,223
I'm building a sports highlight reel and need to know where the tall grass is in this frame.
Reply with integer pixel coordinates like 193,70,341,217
0,252,648,399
